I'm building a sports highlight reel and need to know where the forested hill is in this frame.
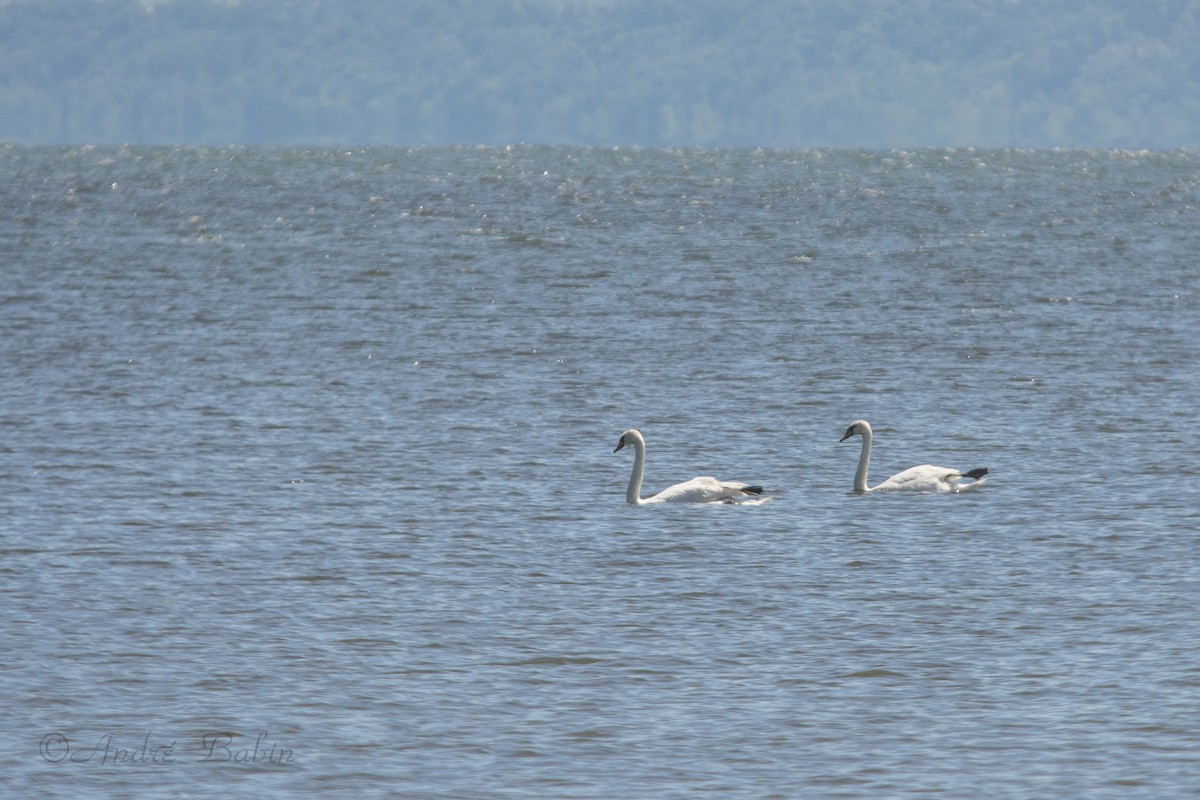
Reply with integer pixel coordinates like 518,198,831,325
2,0,1199,148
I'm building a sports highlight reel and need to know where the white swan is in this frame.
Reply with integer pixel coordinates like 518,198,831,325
839,420,988,494
614,428,766,505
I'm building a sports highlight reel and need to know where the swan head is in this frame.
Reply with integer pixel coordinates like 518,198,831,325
614,428,643,453
840,420,872,442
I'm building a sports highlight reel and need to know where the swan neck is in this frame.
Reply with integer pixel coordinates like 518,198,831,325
854,429,872,493
626,436,647,505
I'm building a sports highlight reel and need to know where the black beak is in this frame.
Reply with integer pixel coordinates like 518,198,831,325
613,439,626,453
839,429,854,442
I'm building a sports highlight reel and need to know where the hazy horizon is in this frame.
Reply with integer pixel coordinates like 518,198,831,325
2,0,1199,149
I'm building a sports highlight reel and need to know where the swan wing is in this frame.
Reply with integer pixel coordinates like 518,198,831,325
649,476,762,504
873,464,963,492
874,464,989,493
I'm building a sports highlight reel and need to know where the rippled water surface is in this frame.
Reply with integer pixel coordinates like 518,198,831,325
2,145,1198,798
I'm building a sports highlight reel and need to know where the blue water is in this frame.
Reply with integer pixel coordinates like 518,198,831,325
2,145,1198,798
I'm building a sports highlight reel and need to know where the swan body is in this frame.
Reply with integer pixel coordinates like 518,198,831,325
839,420,988,494
614,428,766,505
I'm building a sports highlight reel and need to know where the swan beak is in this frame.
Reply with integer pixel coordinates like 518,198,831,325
613,438,626,453
839,430,854,442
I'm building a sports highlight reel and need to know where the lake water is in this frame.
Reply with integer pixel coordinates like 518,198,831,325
1,144,1198,798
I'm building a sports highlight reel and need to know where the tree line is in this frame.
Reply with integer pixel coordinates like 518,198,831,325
2,0,1198,148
